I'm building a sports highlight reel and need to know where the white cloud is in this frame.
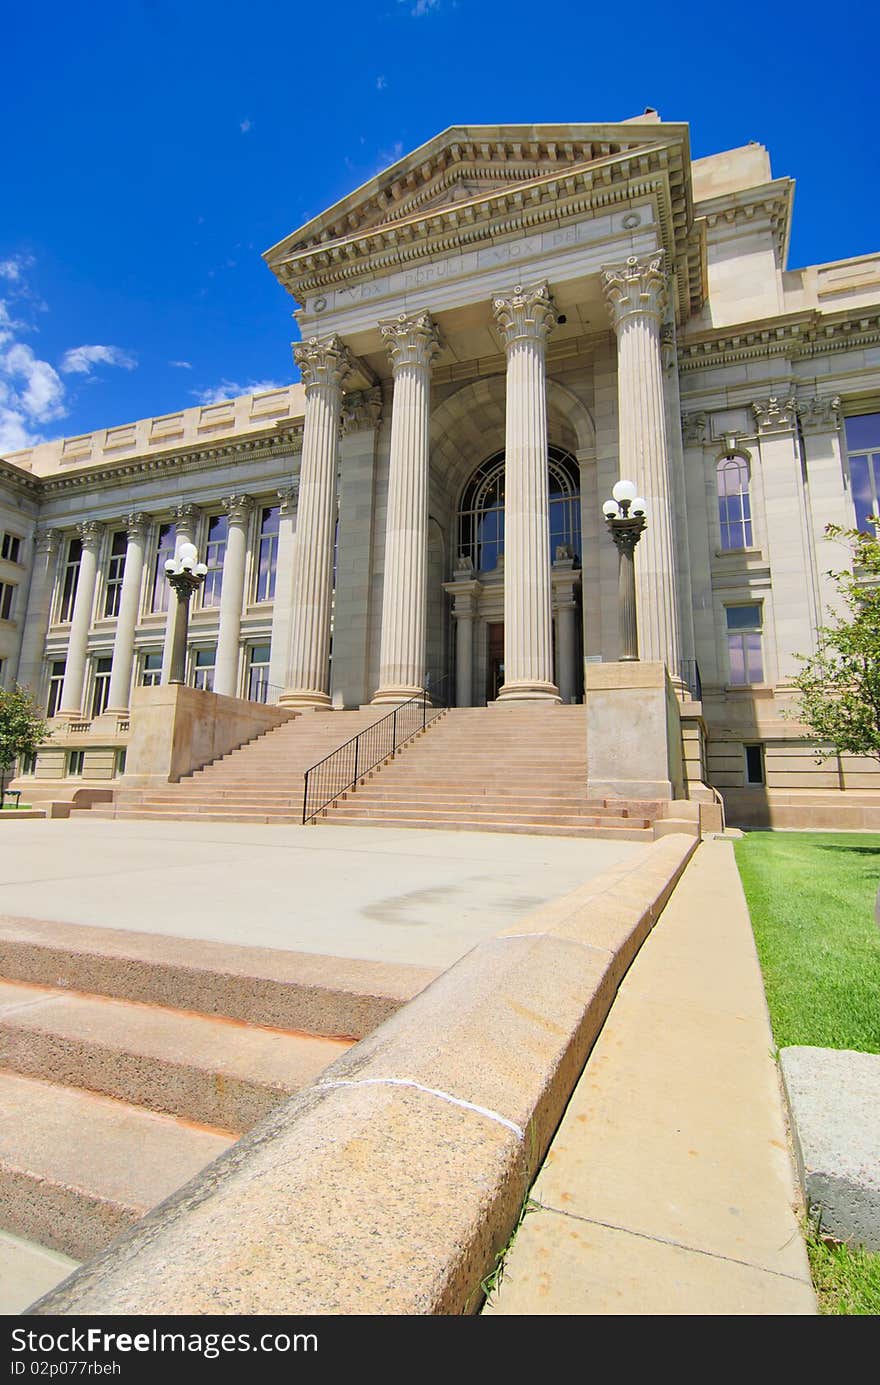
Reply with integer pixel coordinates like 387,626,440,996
240,118,252,133
192,378,286,406
169,359,192,370
376,75,387,90
60,344,137,375
400,0,440,13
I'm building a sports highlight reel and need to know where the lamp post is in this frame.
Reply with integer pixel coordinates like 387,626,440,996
603,480,648,662
164,542,208,685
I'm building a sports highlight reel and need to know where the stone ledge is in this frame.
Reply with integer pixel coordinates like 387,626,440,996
28,833,697,1316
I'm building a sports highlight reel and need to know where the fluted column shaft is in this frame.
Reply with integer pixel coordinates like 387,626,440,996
14,529,60,693
268,485,299,700
106,514,149,713
602,254,680,672
214,494,253,698
281,336,352,708
493,282,560,701
59,521,103,716
372,312,440,704
161,505,201,684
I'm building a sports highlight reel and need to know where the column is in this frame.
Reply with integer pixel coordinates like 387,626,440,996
267,484,299,699
161,504,201,683
601,254,680,672
372,311,441,704
492,281,560,702
105,512,150,713
213,493,254,698
281,335,353,708
552,546,580,705
443,558,481,708
798,396,850,625
59,520,103,716
13,528,60,693
331,387,384,708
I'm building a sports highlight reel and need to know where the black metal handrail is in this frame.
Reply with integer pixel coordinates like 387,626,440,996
679,658,702,702
302,678,449,824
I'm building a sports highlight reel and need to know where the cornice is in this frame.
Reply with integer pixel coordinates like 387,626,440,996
0,458,42,498
678,307,880,373
694,178,794,268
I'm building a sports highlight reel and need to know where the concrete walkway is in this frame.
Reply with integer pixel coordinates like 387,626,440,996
0,819,644,970
484,837,817,1315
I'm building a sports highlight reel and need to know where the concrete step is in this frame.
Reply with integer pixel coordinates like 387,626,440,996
0,1069,233,1260
0,978,350,1132
316,816,652,840
329,806,651,828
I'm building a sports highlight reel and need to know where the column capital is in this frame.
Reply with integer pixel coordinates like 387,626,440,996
341,385,383,435
797,394,842,435
751,395,797,434
125,511,150,540
492,281,556,349
681,411,709,445
171,502,201,533
378,311,441,373
33,527,60,555
601,253,668,330
293,334,354,394
277,481,299,515
76,519,104,551
221,493,254,525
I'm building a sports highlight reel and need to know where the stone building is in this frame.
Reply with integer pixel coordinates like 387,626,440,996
2,114,879,825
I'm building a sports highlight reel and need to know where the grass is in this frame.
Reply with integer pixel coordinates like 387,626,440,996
806,1226,880,1315
734,832,880,1053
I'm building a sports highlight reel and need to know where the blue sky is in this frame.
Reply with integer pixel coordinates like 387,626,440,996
1,0,877,452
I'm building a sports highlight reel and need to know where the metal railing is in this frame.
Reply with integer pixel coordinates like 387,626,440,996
678,659,702,702
302,680,449,825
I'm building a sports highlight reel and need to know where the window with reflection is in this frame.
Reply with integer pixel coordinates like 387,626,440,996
458,449,581,572
141,651,162,686
717,455,753,550
248,644,271,702
104,531,127,617
192,647,216,692
151,524,176,613
845,415,880,533
202,514,228,607
91,656,112,717
60,537,82,621
726,604,763,685
256,506,279,602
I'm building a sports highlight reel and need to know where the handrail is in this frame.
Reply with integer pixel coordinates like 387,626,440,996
302,678,449,824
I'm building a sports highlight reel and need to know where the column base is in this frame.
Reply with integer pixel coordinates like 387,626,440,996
496,679,561,704
277,689,332,710
370,685,427,706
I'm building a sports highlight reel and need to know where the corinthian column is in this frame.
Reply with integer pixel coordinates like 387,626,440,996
105,512,150,713
602,254,680,672
59,520,103,717
214,494,254,698
492,281,560,702
372,311,441,704
14,528,60,693
281,335,353,708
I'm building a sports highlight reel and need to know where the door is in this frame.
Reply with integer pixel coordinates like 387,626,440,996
487,622,504,702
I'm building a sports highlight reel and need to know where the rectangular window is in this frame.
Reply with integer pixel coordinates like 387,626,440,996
192,646,216,692
726,604,764,685
1,533,22,563
91,656,113,717
202,514,228,607
247,643,271,703
151,524,176,613
104,531,127,617
744,743,765,785
141,651,163,686
60,537,83,622
66,750,85,777
19,751,36,776
256,506,280,602
115,748,127,777
47,660,66,717
845,415,880,533
717,455,753,550
0,582,15,621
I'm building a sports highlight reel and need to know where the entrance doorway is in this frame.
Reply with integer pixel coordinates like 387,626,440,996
487,622,504,702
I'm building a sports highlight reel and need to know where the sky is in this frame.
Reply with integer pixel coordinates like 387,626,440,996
1,0,877,453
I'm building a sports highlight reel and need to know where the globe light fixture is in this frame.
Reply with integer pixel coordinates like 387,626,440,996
165,543,208,684
604,480,648,662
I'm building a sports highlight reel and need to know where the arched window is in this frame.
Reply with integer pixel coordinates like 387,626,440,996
458,448,581,573
717,454,753,550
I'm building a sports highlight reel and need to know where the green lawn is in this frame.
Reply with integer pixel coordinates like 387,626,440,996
734,832,880,1053
806,1229,880,1315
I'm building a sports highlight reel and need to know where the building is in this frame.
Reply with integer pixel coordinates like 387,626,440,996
2,114,879,825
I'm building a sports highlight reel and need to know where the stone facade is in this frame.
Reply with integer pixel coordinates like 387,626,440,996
2,115,880,822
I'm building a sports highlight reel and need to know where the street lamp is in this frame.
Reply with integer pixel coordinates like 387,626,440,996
603,480,647,662
164,541,208,685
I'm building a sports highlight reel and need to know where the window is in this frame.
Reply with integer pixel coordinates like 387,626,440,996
744,743,765,785
104,531,127,617
717,454,753,550
19,751,36,776
247,644,271,702
91,656,112,717
0,582,15,621
60,537,83,621
141,651,163,686
66,750,85,777
845,415,880,533
192,646,216,692
1,533,21,563
46,660,66,717
726,604,764,685
202,514,228,607
256,506,280,602
458,448,581,573
115,748,127,777
151,524,176,613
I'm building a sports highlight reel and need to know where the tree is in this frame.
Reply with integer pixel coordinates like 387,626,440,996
791,523,880,762
0,685,49,808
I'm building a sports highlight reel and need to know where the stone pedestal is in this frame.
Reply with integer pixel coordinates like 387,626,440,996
585,661,684,800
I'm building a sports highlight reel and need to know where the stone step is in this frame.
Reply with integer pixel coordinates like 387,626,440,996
316,816,652,840
328,806,651,828
0,1069,233,1261
0,978,350,1132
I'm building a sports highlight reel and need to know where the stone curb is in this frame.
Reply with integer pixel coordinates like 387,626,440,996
28,833,697,1316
